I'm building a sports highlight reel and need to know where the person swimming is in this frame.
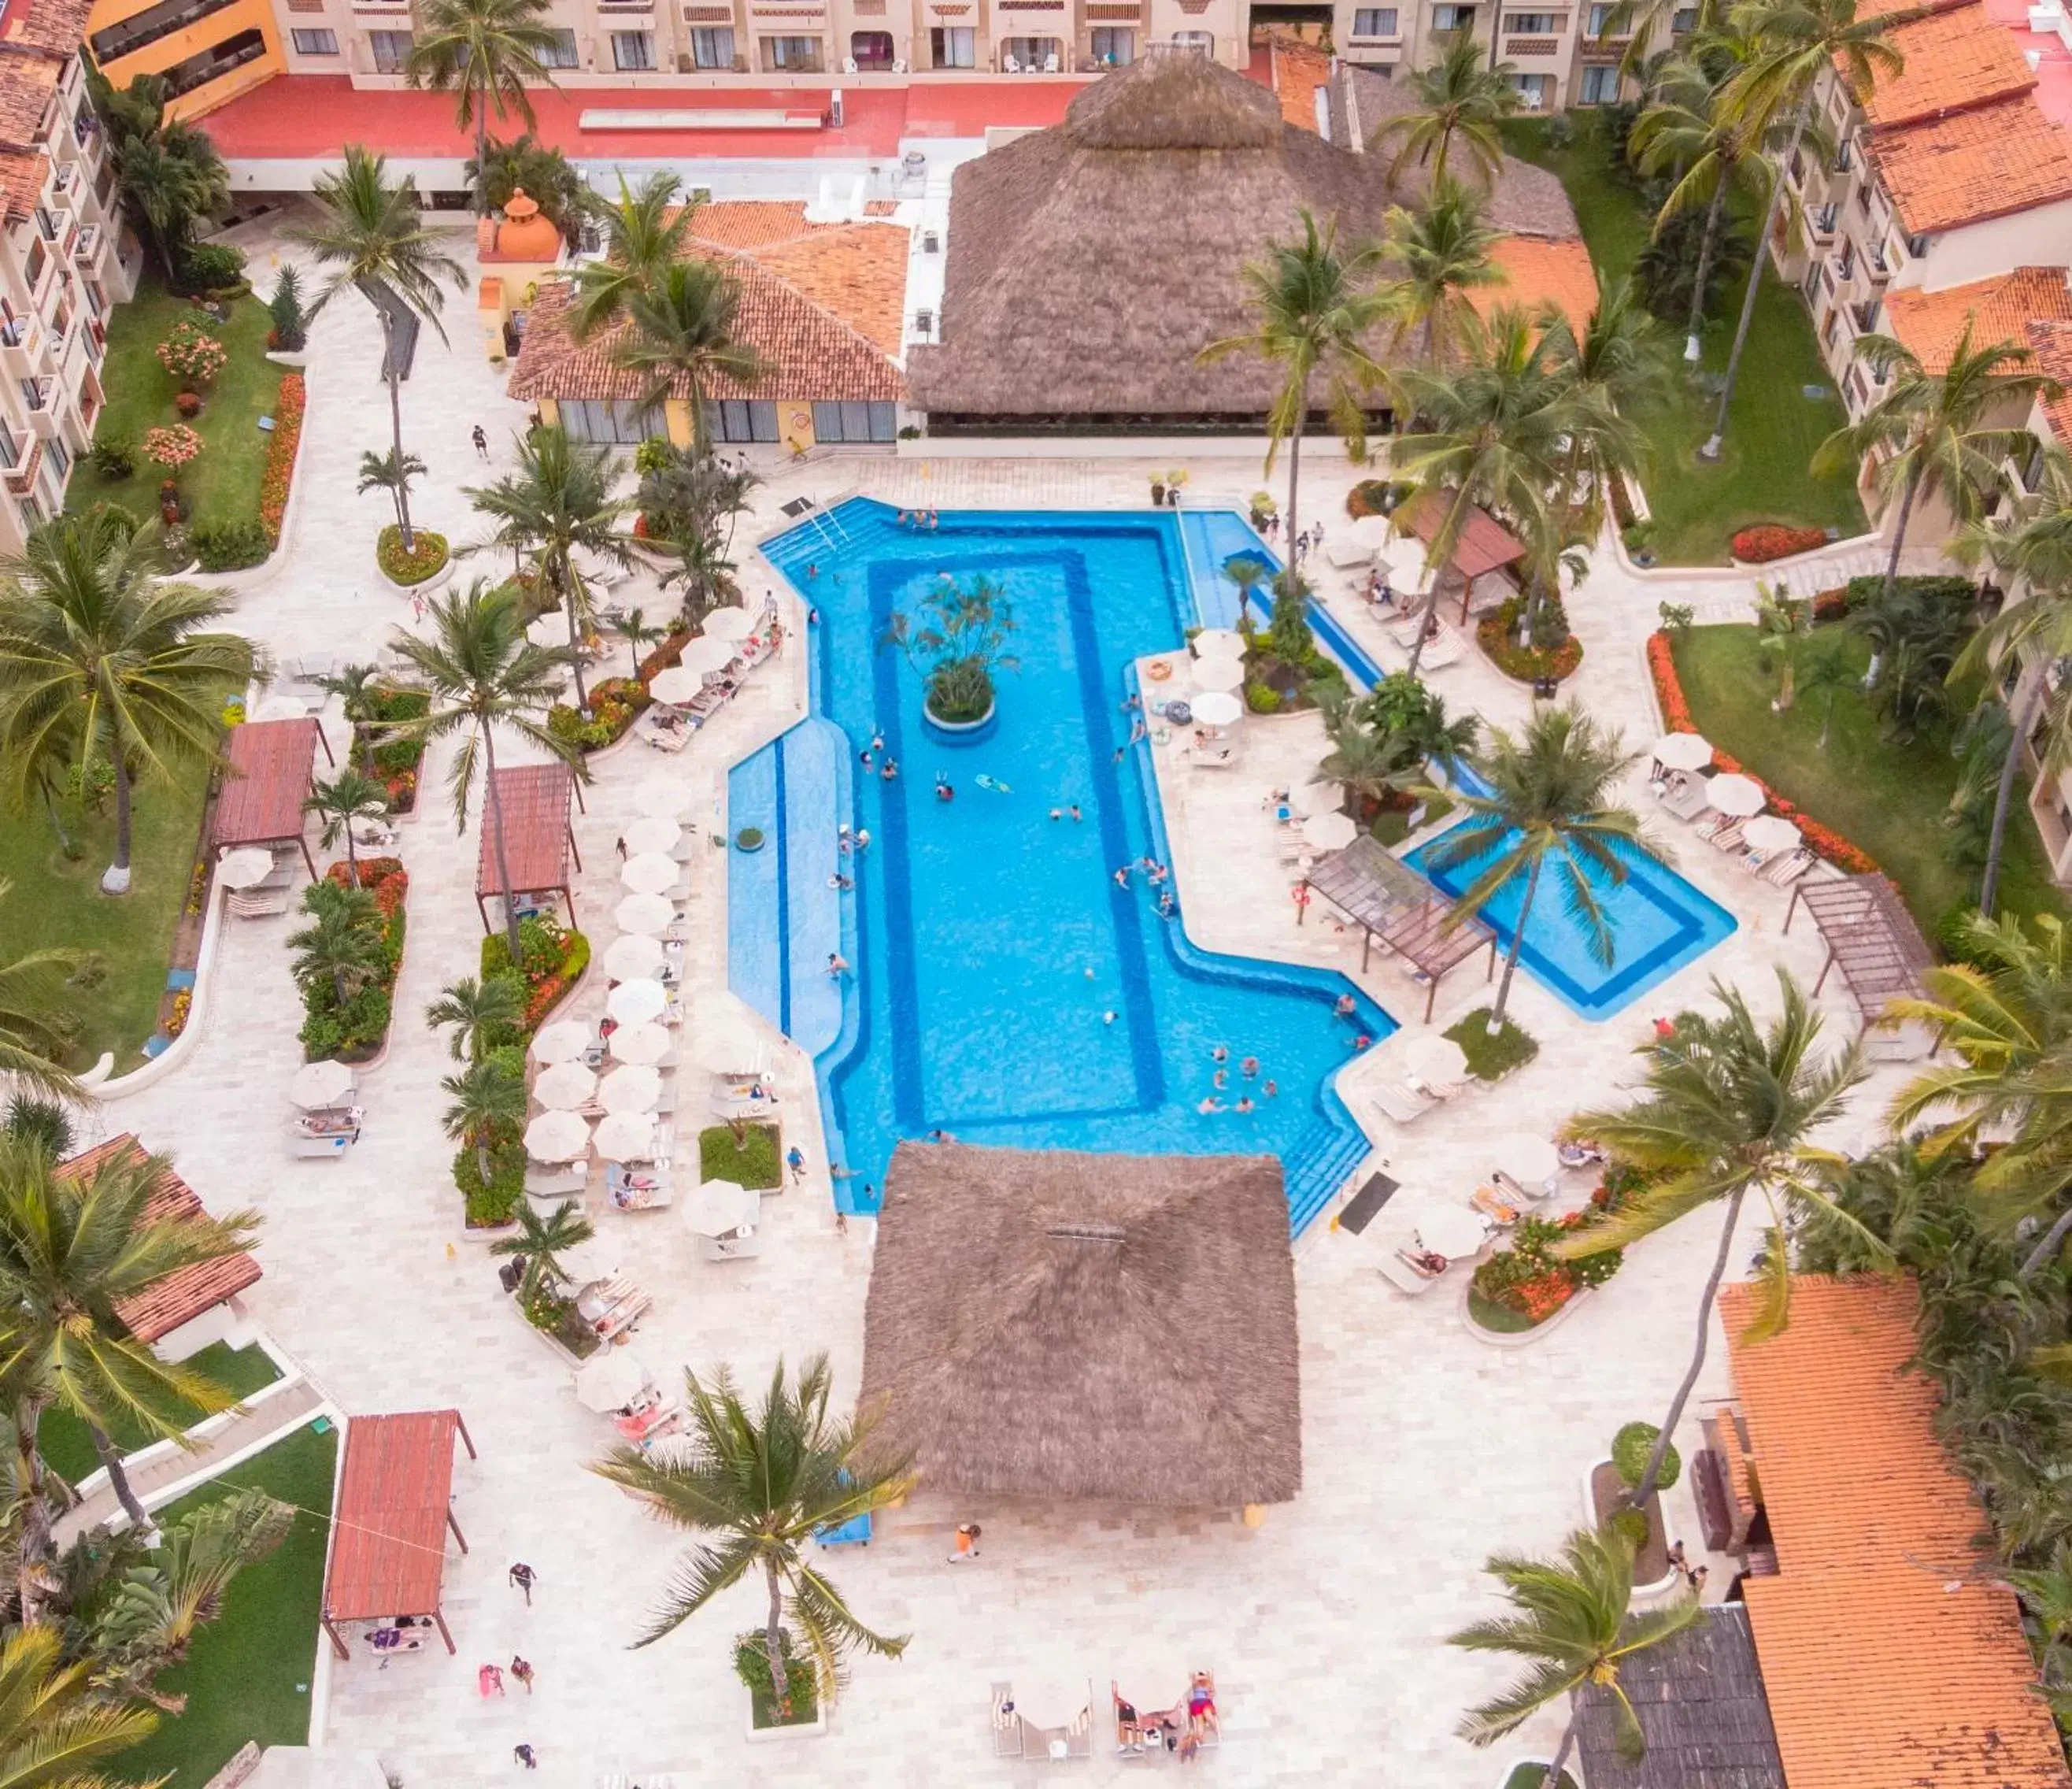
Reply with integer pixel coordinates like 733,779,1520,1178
975,773,1012,794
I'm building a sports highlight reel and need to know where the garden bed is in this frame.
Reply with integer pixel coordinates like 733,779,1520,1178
297,858,407,1063
1444,1009,1539,1081
376,524,450,588
1475,597,1582,683
1589,1458,1671,1588
738,1632,823,1736
355,684,428,814
700,1122,782,1189
548,675,651,754
482,916,590,1031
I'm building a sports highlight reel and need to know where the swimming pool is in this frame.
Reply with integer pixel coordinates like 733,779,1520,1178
735,500,1390,1230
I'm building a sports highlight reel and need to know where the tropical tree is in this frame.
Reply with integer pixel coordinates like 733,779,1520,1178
1423,705,1645,1027
613,261,766,456
467,132,585,234
357,446,427,537
1560,971,1874,1501
0,887,87,1102
0,1622,161,1784
287,880,385,1009
87,70,229,284
569,172,700,341
1544,278,1666,536
290,147,466,552
426,973,525,1063
0,509,253,894
313,661,385,767
1753,587,1809,708
442,1057,525,1190
465,423,631,709
611,606,665,680
489,1197,594,1302
1450,1525,1703,1784
591,1354,915,1707
1319,671,1479,813
387,580,581,958
1371,38,1520,191
1380,180,1503,366
1796,634,1854,750
405,0,562,217
1198,209,1388,595
302,769,390,887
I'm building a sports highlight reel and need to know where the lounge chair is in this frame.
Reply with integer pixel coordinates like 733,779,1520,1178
228,888,291,918
1763,849,1814,886
991,1683,1022,1758
1471,1185,1523,1228
1657,775,1711,820
1377,1244,1447,1296
1415,628,1463,669
1708,824,1746,852
1363,1080,1434,1126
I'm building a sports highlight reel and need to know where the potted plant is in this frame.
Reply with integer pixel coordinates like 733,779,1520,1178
1622,519,1657,568
882,573,1019,743
1167,467,1189,508
1249,490,1278,531
1583,1421,1683,1597
1150,473,1167,506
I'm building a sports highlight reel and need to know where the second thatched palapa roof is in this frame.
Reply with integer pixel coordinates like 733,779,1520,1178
905,51,1579,422
859,1142,1301,1507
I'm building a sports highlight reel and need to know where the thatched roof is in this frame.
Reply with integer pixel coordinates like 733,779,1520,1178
1574,1607,1785,1789
906,51,1579,422
859,1142,1301,1507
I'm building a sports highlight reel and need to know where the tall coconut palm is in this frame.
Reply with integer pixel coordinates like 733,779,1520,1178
613,260,766,455
1544,279,1666,537
290,147,465,552
357,446,426,537
302,769,390,887
1449,1525,1702,1785
87,69,229,284
1560,971,1874,1502
1381,180,1503,367
592,1354,914,1708
465,424,631,710
1198,209,1389,598
0,886,87,1102
0,509,253,894
0,1132,258,1535
1700,0,1902,459
287,880,386,1009
387,580,581,958
1423,705,1646,1028
405,0,562,218
568,172,700,341
1371,37,1519,191
490,1197,594,1302
442,1057,525,1190
0,1620,161,1784
426,973,526,1063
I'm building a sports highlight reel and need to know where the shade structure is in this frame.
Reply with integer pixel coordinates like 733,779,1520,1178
614,892,676,936
1397,1032,1470,1087
289,1059,355,1109
647,665,706,706
1191,655,1245,693
677,635,737,675
1301,811,1357,851
1741,814,1802,854
1293,780,1343,818
1397,1198,1485,1259
1191,691,1243,727
691,1017,766,1073
530,1019,592,1065
593,1111,660,1162
213,719,320,865
216,846,276,890
622,816,681,857
634,776,695,820
598,1064,662,1115
1707,773,1766,818
1652,732,1715,772
607,978,668,1025
321,1409,474,1658
573,1350,652,1414
1494,1135,1560,1188
701,605,757,642
1192,628,1247,659
620,853,679,896
532,1061,598,1110
603,934,666,981
609,1020,672,1065
683,1177,757,1237
475,763,577,928
524,1109,590,1162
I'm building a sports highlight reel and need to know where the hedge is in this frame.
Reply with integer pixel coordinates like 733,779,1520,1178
1730,524,1829,564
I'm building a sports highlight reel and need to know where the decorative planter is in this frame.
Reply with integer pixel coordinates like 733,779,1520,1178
377,554,454,598
1460,1280,1590,1348
744,1687,828,1743
734,827,767,853
1583,1457,1684,1599
921,693,998,747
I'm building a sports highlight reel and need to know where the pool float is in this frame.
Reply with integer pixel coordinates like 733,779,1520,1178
975,774,1012,794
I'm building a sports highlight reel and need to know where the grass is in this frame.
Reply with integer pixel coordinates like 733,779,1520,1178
1444,1007,1541,1080
1468,1287,1542,1334
1670,624,2063,933
37,1341,281,1486
1503,1768,1579,1789
700,1122,782,1189
66,277,278,536
116,1420,338,1786
1504,115,1867,565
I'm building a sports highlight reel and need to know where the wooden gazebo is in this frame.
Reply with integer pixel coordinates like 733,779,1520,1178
212,718,324,880
1399,489,1526,624
475,762,583,935
1302,835,1496,1019
1782,873,1932,1011
320,1409,477,1659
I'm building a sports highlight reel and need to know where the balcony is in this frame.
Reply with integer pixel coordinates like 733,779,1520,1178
1868,243,1889,278
161,28,268,98
20,375,56,414
73,223,99,265
89,0,243,65
1811,202,1838,239
1852,298,1879,335
0,315,42,361
2,437,41,495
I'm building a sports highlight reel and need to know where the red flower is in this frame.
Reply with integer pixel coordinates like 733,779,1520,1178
1731,524,1828,564
259,372,305,546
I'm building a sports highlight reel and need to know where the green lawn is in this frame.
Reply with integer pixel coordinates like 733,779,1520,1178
117,1421,338,1787
1505,116,1867,565
66,277,276,535
700,1121,782,1189
37,1342,282,1487
1670,625,2063,932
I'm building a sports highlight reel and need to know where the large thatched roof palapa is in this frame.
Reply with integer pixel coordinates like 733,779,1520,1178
859,1142,1301,1507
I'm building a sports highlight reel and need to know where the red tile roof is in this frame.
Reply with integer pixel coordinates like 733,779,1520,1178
212,717,320,850
1270,35,1332,135
1721,1276,2071,1789
477,761,574,902
1885,265,2072,372
0,0,92,62
2026,316,2072,443
1856,3,2036,128
324,1410,464,1622
1870,92,2072,233
1471,235,1600,339
1401,488,1527,577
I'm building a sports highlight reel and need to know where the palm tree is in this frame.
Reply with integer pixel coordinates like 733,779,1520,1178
87,70,229,284
357,446,427,537
1449,1525,1703,1784
404,0,562,218
0,1131,259,1535
426,973,525,1063
442,1057,525,1189
1423,705,1645,1028
1753,587,1808,708
1198,209,1388,597
287,880,385,1009
465,423,631,710
387,580,580,958
302,769,390,887
1544,279,1666,536
1381,180,1503,366
611,606,665,680
591,1354,915,1706
290,147,465,552
1796,635,1854,750
1221,554,1271,628
1371,38,1520,191
468,131,584,233
569,172,699,341
0,510,253,894
489,1197,593,1302
0,886,86,1102
1560,971,1874,1501
0,1621,161,1785
1700,0,1902,460
613,261,766,455
313,661,384,773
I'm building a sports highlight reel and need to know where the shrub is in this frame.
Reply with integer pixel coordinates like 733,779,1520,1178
191,518,272,572
1345,479,1408,519
734,1630,819,1728
453,1137,524,1228
259,372,305,543
1656,602,1694,635
173,391,202,419
377,524,450,587
1838,572,1974,615
156,320,228,387
295,859,408,1061
1245,682,1282,715
176,241,246,295
633,435,675,475
546,676,647,752
482,917,590,1029
1471,1207,1627,1325
1478,595,1583,683
1606,1506,1652,1553
142,424,202,471
1612,1420,1682,1493
1730,524,1828,564
90,438,136,480
268,265,308,353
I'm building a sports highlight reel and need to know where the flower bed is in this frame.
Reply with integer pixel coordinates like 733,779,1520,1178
1730,524,1828,564
298,857,407,1062
376,524,450,587
482,914,590,1030
1467,1163,1662,1328
1646,631,1879,874
457,1134,525,1230
259,372,303,545
1476,598,1583,683
547,675,651,753
357,685,427,814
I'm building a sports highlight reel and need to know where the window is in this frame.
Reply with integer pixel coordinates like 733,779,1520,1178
0,425,19,472
560,399,660,444
690,26,734,66
700,398,779,444
1578,62,1619,103
760,34,822,70
1585,2,1611,30
610,29,653,69
811,400,897,444
539,28,579,66
1507,13,1556,32
1002,35,1060,66
1509,72,1552,107
23,240,45,291
43,436,66,480
1431,4,1474,28
1905,231,1931,258
850,29,894,66
290,27,337,53
931,25,973,66
1352,7,1397,32
1090,26,1134,62
368,28,413,72
1671,5,1696,26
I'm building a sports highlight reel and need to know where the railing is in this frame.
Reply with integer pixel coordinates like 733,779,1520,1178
88,0,242,65
1812,204,1837,236
1852,299,1879,334
1504,35,1560,54
162,31,268,95
73,222,99,263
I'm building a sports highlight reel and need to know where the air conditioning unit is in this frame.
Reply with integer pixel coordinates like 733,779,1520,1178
914,309,934,337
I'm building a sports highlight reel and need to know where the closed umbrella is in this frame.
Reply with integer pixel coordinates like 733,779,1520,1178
524,1109,590,1162
634,777,694,820
614,892,675,936
1345,513,1392,554
1706,773,1766,818
701,606,757,642
556,1236,615,1290
623,816,681,857
1741,814,1801,854
677,635,737,676
604,934,666,981
1192,656,1245,693
1302,811,1357,851
608,979,668,1025
594,1111,660,1162
533,1061,598,1110
573,1349,651,1413
621,854,679,895
1192,628,1247,659
683,1178,757,1237
1383,535,1429,583
1293,780,1343,817
1191,691,1243,728
531,1019,592,1065
216,847,276,890
289,1059,355,1108
648,665,706,706
598,1063,662,1115
1652,732,1714,772
692,1017,766,1074
609,1020,672,1065
1397,1032,1469,1088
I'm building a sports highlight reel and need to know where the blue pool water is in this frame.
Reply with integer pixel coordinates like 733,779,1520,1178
738,500,1389,1229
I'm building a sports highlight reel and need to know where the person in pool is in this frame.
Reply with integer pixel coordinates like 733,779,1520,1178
935,776,955,802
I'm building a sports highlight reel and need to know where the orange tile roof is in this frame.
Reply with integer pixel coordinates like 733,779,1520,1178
1857,4,2036,128
2026,317,2072,443
688,199,823,250
1870,94,2072,233
1720,1276,2070,1789
1470,235,1600,339
1271,34,1332,135
749,223,909,358
1885,265,2072,372
0,52,57,157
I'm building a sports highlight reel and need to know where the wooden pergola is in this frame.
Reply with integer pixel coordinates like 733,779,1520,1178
1398,489,1526,624
1782,873,1933,1010
475,763,584,935
212,717,324,880
1302,835,1497,1020
320,1409,477,1660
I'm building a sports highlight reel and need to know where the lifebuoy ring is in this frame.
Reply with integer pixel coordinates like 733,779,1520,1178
1147,661,1173,681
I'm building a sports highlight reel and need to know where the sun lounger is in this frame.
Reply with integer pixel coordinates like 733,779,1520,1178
1415,628,1462,669
992,1684,1022,1758
1363,1080,1435,1125
1763,849,1814,886
639,718,691,754
1471,1185,1523,1227
228,888,291,918
585,1276,652,1341
1709,824,1746,852
1377,1244,1447,1296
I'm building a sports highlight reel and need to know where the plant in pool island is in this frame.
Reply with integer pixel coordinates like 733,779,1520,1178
155,320,227,388
1317,672,1477,822
882,572,1019,725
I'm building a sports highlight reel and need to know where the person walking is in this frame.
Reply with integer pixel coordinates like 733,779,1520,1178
786,1145,806,1184
472,424,490,461
513,1744,538,1770
949,1521,982,1562
508,1561,537,1605
509,1656,535,1694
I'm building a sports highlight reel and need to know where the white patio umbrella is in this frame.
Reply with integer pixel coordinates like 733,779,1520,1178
598,1063,662,1115
1301,810,1358,851
607,978,668,1025
603,934,666,981
623,816,681,857
1345,513,1393,554
1383,535,1430,583
1652,732,1715,772
1192,628,1247,659
701,605,757,642
573,1349,652,1413
555,1235,616,1290
1191,691,1243,728
1495,1135,1561,1191
531,1018,593,1065
593,1110,660,1162
1706,772,1766,818
1293,780,1344,818
634,776,695,820
683,1177,757,1237
1397,1032,1470,1087
533,1061,598,1110
252,694,309,722
289,1059,355,1109
609,1020,672,1065
692,1016,766,1074
648,665,706,706
524,1109,590,1162
678,635,738,675
621,853,679,895
1192,656,1245,693
614,892,675,936
1397,1198,1486,1260
216,847,276,890
1741,814,1802,854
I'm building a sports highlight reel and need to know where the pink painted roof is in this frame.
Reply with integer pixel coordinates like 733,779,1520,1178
1984,0,2072,129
